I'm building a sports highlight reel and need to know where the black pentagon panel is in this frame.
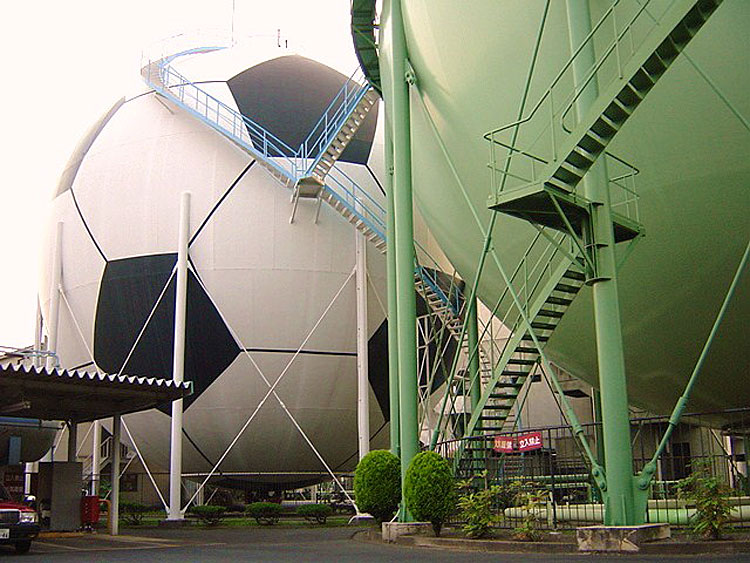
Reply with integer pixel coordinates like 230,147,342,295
93,254,240,412
367,289,461,423
227,55,378,164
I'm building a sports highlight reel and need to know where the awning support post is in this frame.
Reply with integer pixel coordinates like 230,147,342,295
168,192,190,521
67,422,77,462
91,420,101,495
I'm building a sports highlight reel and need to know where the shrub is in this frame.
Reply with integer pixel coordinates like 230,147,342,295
354,450,401,523
457,477,500,539
189,505,226,526
247,502,282,525
119,502,149,525
404,451,456,536
296,503,333,524
511,481,547,542
677,459,732,540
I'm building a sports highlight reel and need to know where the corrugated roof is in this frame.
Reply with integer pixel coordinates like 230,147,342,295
0,364,192,422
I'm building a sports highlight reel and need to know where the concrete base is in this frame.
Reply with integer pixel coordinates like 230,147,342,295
158,518,190,528
382,522,433,543
577,523,671,552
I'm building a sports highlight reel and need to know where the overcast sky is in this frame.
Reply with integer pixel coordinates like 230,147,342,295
0,1,360,348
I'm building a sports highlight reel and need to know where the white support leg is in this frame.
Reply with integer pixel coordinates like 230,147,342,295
168,192,190,521
91,420,101,495
46,222,63,371
355,231,370,460
111,414,121,536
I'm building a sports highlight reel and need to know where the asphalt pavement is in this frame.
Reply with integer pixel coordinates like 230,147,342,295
2,526,750,562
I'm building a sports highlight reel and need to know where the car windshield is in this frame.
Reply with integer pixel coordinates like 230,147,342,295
0,484,10,501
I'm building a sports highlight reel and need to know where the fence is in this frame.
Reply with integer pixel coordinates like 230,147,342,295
436,407,750,530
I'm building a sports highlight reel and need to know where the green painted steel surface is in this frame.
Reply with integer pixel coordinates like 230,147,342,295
372,0,749,419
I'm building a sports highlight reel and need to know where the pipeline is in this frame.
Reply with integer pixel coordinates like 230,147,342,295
504,499,750,525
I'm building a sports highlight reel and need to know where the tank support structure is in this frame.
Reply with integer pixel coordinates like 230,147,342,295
385,0,420,521
565,0,637,526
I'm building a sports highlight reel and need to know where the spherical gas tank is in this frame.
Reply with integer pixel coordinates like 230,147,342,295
40,40,395,485
378,1,749,417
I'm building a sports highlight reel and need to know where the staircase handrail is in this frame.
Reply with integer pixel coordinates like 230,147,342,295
483,0,663,142
150,56,300,162
298,66,371,170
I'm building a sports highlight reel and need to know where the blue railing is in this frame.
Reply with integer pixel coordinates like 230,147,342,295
296,66,371,173
143,44,467,318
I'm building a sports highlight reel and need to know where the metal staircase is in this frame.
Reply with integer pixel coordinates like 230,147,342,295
454,233,585,474
449,0,723,474
487,0,721,242
141,52,386,251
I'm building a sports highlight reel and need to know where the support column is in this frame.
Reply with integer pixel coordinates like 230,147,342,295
111,414,121,536
355,231,371,460
390,0,419,521
384,118,400,456
566,1,636,525
168,192,190,521
46,222,63,371
67,422,77,463
467,298,481,418
91,420,101,495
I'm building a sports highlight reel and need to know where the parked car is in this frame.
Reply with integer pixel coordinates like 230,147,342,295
0,483,39,554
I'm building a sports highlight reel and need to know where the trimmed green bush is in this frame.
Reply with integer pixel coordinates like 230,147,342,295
247,502,282,525
296,503,333,524
189,505,226,526
404,451,456,536
354,450,401,523
119,502,149,525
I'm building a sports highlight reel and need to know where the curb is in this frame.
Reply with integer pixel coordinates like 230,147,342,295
353,529,750,555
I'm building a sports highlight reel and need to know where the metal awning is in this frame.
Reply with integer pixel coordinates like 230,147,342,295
0,364,192,422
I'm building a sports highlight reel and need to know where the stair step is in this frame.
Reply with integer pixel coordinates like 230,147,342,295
515,346,540,354
501,369,530,377
536,308,564,319
530,321,557,331
507,358,537,366
562,269,586,282
490,392,520,400
521,334,548,343
546,295,573,306
554,282,581,294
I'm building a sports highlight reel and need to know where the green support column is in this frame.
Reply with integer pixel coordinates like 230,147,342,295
566,0,637,525
389,0,419,521
384,116,400,456
467,298,481,470
467,298,481,419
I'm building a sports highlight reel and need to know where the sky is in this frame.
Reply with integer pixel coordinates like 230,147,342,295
0,1,360,348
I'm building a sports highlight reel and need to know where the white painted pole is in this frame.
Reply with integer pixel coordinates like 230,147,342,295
355,231,370,460
46,222,63,371
34,299,42,369
111,414,121,535
168,192,190,521
91,420,101,495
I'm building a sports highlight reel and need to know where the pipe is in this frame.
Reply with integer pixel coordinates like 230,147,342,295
505,502,750,525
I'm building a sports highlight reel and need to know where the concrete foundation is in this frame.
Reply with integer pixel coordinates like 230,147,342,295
382,521,433,543
577,523,671,552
